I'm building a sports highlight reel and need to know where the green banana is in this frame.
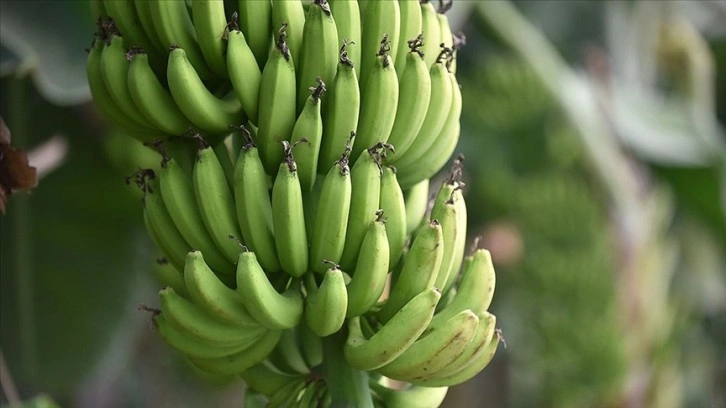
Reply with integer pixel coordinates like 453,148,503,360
304,264,349,337
167,47,245,135
268,328,311,375
189,329,283,375
192,139,245,263
386,35,431,159
240,360,304,396
232,130,281,273
359,0,400,90
309,148,353,273
227,20,263,125
378,166,407,268
296,0,338,113
256,24,297,174
339,146,382,271
370,380,448,408
352,35,399,161
103,0,164,69
394,0,423,75
190,0,228,78
429,187,465,290
183,251,260,327
377,219,444,323
237,0,273,68
344,287,441,370
133,0,167,56
404,179,429,236
289,78,326,191
271,0,306,65
435,0,454,52
376,310,478,382
271,142,308,277
320,44,360,171
328,0,361,68
298,320,324,369
346,211,390,318
127,48,192,136
427,311,496,380
267,377,307,408
151,258,188,298
420,0,441,68
235,249,304,330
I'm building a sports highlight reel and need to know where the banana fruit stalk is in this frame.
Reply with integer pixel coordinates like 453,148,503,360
90,1,500,406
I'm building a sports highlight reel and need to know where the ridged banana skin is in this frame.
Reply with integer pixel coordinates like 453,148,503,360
271,0,306,66
429,249,496,330
359,0,400,90
271,159,309,277
268,328,311,375
99,35,158,131
442,183,467,294
328,0,362,68
148,0,214,79
370,381,448,408
233,144,281,273
387,49,431,159
159,287,264,346
352,50,399,161
305,268,349,337
378,166,407,268
344,288,441,371
227,29,263,125
152,258,189,298
376,310,478,382
237,0,273,68
133,0,167,55
413,331,501,387
158,157,236,277
403,179,429,236
191,0,229,78
192,145,245,263
430,195,462,290
436,7,454,53
397,72,463,189
377,220,444,323
388,61,452,168
339,148,382,271
309,159,352,273
267,377,307,408
167,48,245,135
143,179,191,273
235,251,304,330
256,32,297,174
320,54,360,171
127,51,191,136
424,312,496,380
103,0,163,67
239,360,304,396
153,314,258,359
394,0,423,75
183,251,260,327
289,83,325,191
420,1,441,68
189,329,283,375
346,217,390,317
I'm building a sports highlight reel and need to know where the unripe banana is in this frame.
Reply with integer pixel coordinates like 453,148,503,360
320,45,360,171
304,263,348,337
268,328,311,375
352,36,399,161
376,310,478,382
152,258,188,298
296,0,338,113
271,142,309,277
237,0,273,68
387,36,432,159
378,166,407,268
235,249,304,330
103,0,164,70
133,0,167,56
339,146,383,271
420,0,442,68
369,380,448,408
309,148,353,273
189,329,283,375
192,139,245,263
377,219,444,323
394,0,423,75
227,20,263,125
127,48,191,136
271,0,306,65
256,24,297,174
328,0,362,68
239,360,304,396
344,287,441,370
436,1,455,52
267,377,307,408
426,311,496,380
298,320,324,369
430,187,465,290
359,0,400,90
290,78,326,191
346,211,390,318
233,131,281,273
404,179,429,236
191,0,228,78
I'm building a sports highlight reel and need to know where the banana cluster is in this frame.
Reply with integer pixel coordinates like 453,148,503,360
87,0,462,190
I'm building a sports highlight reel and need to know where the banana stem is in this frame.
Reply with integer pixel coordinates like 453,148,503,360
322,330,374,408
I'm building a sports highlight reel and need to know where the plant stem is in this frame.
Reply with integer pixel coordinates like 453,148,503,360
322,330,374,408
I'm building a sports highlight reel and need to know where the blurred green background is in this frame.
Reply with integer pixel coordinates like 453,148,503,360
1,1,725,407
